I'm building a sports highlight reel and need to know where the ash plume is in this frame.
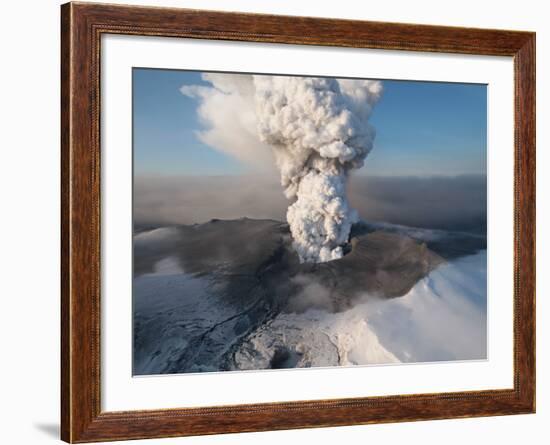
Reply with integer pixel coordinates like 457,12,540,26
181,73,382,263
253,76,382,262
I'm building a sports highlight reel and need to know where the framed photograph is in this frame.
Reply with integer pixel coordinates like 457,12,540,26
61,2,535,442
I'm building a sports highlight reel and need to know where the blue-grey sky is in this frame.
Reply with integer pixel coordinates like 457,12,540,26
133,68,486,177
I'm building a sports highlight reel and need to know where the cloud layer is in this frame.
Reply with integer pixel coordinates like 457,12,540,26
134,174,486,233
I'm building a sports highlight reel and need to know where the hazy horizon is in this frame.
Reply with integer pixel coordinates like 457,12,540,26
134,173,486,233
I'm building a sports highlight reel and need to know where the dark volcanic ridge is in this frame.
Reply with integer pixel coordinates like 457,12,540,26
135,217,484,304
133,218,486,374
135,219,445,306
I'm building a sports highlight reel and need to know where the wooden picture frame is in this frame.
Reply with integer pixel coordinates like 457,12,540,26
61,2,535,442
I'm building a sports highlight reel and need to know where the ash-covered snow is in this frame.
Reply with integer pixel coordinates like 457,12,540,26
132,218,486,375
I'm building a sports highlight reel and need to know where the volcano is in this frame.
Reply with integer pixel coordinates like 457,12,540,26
133,218,486,375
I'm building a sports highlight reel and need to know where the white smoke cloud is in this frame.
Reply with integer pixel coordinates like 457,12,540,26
181,73,382,263
180,73,275,168
253,76,382,262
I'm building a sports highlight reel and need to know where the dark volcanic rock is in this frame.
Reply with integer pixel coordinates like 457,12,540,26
176,218,287,276
308,231,444,305
135,218,444,313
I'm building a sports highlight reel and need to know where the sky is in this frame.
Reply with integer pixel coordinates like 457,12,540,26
133,68,487,177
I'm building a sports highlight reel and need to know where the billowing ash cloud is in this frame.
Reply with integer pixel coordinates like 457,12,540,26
180,74,275,168
182,73,382,263
254,76,382,262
